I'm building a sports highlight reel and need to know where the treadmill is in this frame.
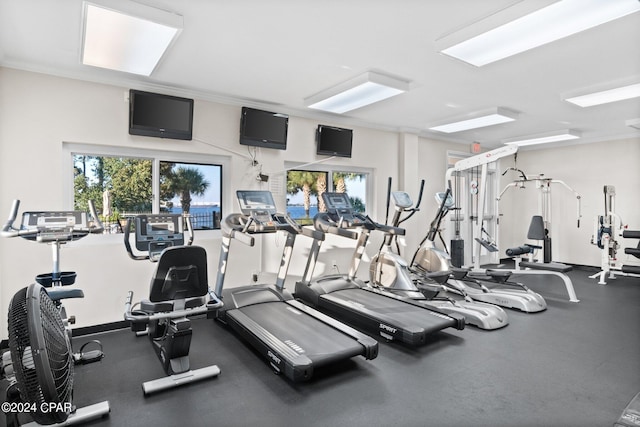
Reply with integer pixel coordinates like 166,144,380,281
212,190,378,382
294,192,465,346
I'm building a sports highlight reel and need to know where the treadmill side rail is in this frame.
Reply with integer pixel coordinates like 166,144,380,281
286,299,378,359
226,309,314,381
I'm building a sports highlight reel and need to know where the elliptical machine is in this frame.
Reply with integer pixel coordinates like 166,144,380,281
410,186,546,313
368,180,509,330
123,213,222,395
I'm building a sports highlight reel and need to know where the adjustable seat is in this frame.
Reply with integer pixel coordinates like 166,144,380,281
141,246,209,312
622,230,640,275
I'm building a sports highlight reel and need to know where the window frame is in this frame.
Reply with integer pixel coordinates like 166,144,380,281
283,161,373,216
63,142,230,236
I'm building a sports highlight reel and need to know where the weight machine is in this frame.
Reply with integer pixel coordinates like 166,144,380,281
589,185,640,285
446,146,579,302
445,145,518,270
498,169,582,263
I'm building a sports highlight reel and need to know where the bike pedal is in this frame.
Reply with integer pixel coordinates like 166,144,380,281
74,340,105,365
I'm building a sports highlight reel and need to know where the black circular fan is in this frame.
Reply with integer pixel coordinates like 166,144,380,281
7,283,74,425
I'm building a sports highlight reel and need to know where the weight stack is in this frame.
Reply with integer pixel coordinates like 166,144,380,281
451,239,464,267
544,236,552,263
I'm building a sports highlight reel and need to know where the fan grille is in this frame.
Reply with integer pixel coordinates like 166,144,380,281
8,284,74,425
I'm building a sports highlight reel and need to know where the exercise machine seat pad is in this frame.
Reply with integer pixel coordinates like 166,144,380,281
527,216,546,240
621,265,640,275
46,287,85,301
149,246,209,302
622,230,640,239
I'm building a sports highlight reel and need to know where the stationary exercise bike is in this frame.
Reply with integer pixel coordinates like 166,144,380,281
1,199,107,364
1,199,111,425
123,213,222,395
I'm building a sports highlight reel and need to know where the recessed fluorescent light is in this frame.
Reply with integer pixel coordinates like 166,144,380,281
305,71,410,114
429,107,517,133
626,118,640,130
504,130,581,147
441,0,640,66
82,1,183,76
565,83,640,107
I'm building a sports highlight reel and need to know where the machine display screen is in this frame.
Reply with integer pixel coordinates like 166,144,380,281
22,211,85,230
133,214,183,252
236,190,277,215
323,193,352,210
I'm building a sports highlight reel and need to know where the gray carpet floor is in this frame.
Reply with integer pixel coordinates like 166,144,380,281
14,267,640,426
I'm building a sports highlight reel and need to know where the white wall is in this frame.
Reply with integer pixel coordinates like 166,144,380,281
0,67,432,338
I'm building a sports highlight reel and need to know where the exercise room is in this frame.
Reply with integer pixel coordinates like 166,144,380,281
0,1,638,426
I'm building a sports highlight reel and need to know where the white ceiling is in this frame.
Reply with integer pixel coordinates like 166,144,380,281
1,0,639,149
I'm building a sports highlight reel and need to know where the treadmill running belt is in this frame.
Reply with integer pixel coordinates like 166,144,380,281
319,288,457,342
230,301,365,366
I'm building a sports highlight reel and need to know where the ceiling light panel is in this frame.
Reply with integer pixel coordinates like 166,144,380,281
305,71,410,114
626,118,640,130
441,0,640,66
503,129,581,147
429,107,517,133
82,1,183,76
565,83,640,107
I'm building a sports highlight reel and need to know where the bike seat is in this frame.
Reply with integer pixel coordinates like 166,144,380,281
47,288,84,301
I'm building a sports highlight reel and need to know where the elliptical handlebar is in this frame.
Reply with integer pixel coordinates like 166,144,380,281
123,217,149,261
397,179,425,227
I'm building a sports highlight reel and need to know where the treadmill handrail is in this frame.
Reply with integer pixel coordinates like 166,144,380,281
315,212,405,237
314,213,359,239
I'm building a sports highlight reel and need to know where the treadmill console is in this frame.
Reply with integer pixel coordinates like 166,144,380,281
133,214,184,260
321,192,366,227
236,190,292,231
21,211,88,242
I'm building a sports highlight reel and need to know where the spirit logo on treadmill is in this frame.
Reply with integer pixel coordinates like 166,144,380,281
379,323,397,334
267,350,281,366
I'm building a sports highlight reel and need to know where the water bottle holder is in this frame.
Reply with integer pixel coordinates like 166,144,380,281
35,271,77,287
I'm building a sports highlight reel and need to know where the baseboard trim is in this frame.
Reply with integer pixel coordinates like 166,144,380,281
71,320,129,337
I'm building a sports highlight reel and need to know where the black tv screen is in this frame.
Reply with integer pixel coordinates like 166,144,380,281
129,90,194,140
316,125,353,158
239,107,288,150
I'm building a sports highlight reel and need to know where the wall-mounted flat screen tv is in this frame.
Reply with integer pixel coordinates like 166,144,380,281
239,107,288,150
316,125,353,158
129,90,194,140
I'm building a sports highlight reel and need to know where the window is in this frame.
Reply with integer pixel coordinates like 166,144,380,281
285,166,369,224
159,161,222,230
67,144,225,233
